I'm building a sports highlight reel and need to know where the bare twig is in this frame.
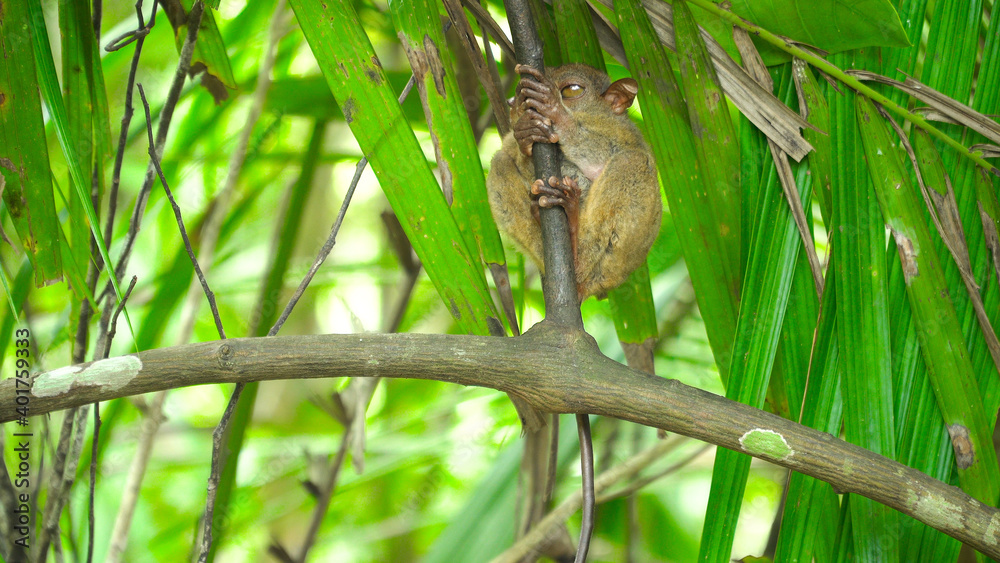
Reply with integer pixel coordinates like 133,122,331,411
105,391,166,563
381,211,423,333
103,0,158,260
102,0,203,308
109,75,228,563
597,443,711,502
461,0,516,57
191,4,289,559
46,5,158,560
35,406,89,559
138,84,226,338
195,381,244,563
177,0,285,340
88,276,136,563
104,7,207,558
271,76,418,562
289,421,352,562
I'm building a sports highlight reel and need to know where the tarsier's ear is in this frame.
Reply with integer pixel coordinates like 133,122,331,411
602,78,638,115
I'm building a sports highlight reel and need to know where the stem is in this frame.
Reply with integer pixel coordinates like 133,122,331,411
684,0,1000,175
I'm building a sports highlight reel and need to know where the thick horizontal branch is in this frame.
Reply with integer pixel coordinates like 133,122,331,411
3,322,999,556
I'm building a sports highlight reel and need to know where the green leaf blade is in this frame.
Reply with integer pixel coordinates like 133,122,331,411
828,49,896,561
614,0,739,382
673,0,741,307
858,95,1000,508
389,0,506,270
0,0,62,286
698,67,806,562
554,0,604,71
774,267,842,563
288,0,500,336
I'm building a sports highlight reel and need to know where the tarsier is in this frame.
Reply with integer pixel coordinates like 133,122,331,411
487,64,662,301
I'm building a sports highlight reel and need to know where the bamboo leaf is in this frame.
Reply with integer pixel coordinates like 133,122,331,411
597,0,814,161
554,0,603,69
674,0,740,301
911,129,1000,380
829,49,897,561
163,0,237,103
699,62,805,562
25,0,132,334
858,93,1000,511
774,265,842,563
885,130,959,563
60,0,110,341
288,0,501,335
0,0,62,287
613,0,738,382
267,76,340,119
389,0,506,276
608,264,657,344
976,170,1000,285
881,0,928,99
683,0,998,176
792,58,832,225
0,260,33,354
921,0,981,107
392,0,519,335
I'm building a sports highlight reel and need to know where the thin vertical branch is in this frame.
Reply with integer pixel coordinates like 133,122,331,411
102,0,203,308
102,0,159,269
267,75,416,335
87,276,135,563
498,2,594,560
103,6,207,558
176,0,286,340
499,2,593,560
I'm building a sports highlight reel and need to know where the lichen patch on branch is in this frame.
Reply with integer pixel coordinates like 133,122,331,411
32,355,142,398
739,428,793,461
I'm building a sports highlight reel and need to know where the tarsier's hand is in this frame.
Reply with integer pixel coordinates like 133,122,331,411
512,64,563,156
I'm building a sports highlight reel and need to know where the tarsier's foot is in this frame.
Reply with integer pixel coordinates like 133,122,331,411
531,176,581,262
531,176,581,211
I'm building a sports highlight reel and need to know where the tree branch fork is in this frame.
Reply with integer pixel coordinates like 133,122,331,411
5,321,1000,557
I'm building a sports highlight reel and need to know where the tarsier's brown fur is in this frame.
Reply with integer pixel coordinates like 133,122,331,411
487,64,662,301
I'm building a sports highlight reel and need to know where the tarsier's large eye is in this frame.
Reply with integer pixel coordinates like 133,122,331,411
560,84,585,99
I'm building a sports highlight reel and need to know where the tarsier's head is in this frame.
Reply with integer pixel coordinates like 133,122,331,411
548,64,639,116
